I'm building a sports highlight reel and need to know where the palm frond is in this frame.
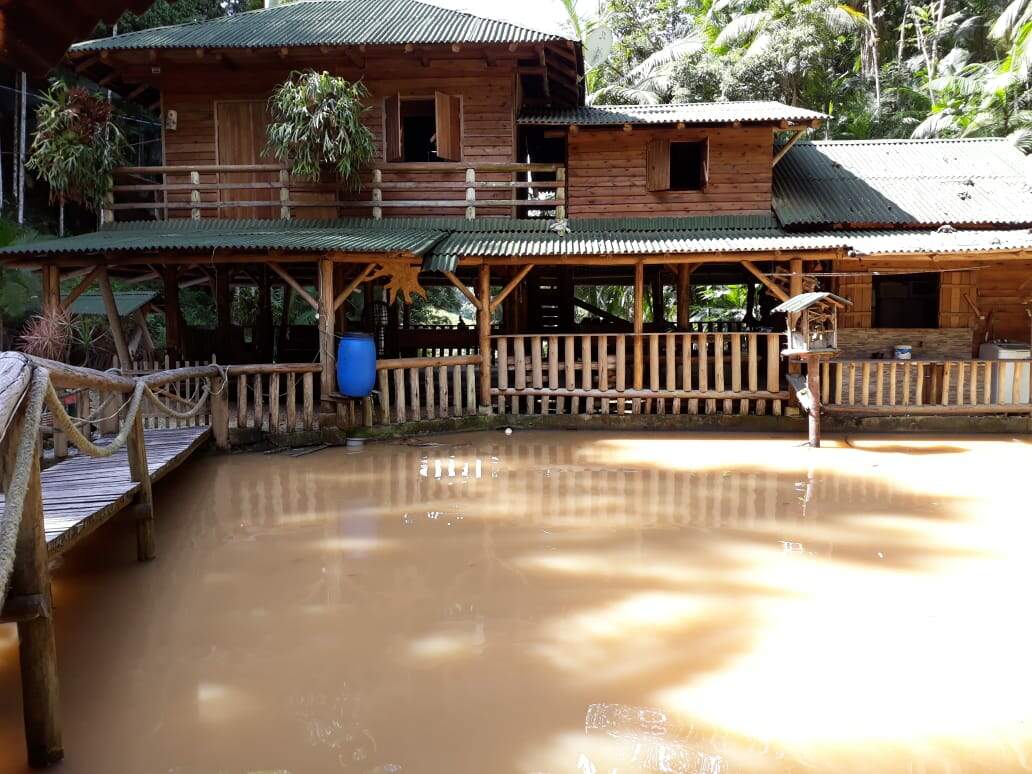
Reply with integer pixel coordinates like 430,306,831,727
991,0,1032,40
1007,126,1032,152
911,110,960,137
714,11,770,48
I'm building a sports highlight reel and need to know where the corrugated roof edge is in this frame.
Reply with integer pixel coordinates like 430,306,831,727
70,0,571,51
782,137,1023,147
519,101,830,125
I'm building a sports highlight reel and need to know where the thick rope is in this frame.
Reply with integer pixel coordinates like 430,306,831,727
0,366,49,602
142,382,211,420
44,381,146,458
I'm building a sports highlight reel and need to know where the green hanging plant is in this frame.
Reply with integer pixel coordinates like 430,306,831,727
26,81,130,212
266,70,376,189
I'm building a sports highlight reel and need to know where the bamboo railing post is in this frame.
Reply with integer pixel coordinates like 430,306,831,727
190,170,201,221
269,372,280,433
127,411,156,561
1,404,63,768
302,372,315,430
286,372,297,431
212,374,230,449
465,167,476,220
554,166,566,220
477,265,491,410
371,168,383,220
279,168,291,220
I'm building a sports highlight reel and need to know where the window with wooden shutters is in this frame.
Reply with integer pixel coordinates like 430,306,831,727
646,139,671,191
384,94,402,162
647,138,708,191
383,93,462,162
434,91,462,161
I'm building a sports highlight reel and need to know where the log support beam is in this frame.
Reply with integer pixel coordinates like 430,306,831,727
1,403,63,768
477,265,491,409
98,266,132,369
318,259,336,407
126,412,155,561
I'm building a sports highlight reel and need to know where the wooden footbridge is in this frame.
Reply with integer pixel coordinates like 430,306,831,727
0,353,320,768
0,426,210,557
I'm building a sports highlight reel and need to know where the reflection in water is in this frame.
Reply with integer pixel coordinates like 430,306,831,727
0,431,1031,772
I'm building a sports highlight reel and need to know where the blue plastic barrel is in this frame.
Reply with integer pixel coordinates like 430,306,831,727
336,333,377,397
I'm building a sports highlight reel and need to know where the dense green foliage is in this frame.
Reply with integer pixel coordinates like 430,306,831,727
569,0,1032,145
265,71,377,186
26,82,130,211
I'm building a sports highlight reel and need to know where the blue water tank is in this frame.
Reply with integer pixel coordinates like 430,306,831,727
336,333,377,397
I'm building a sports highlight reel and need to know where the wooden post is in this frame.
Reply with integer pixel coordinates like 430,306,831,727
161,266,183,362
676,264,692,330
1,407,63,767
211,374,230,449
477,264,491,410
40,266,61,315
650,267,665,325
98,266,132,369
190,170,201,220
633,262,644,396
806,355,822,448
126,411,155,561
214,266,232,364
318,259,336,410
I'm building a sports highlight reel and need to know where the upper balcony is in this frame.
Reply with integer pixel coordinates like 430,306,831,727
104,161,566,224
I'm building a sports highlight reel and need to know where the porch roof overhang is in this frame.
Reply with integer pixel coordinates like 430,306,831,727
3,217,1032,275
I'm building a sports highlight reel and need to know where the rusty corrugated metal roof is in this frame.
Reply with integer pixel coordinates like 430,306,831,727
70,0,569,52
519,102,829,126
774,138,1032,227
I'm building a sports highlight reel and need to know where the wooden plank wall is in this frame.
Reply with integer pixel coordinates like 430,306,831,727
159,58,518,218
565,125,774,217
834,257,1032,349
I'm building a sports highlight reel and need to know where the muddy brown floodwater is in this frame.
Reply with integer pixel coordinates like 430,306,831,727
2,431,1032,773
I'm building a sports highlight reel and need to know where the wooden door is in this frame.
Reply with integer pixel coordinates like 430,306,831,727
216,101,276,219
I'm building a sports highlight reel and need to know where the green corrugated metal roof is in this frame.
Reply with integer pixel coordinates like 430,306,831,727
70,0,569,52
774,138,1032,227
519,101,829,126
70,291,157,317
4,218,1031,276
0,221,447,257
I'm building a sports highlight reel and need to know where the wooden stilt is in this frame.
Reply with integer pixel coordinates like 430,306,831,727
211,373,230,450
126,411,155,561
161,266,183,362
477,264,491,409
633,262,644,411
317,259,336,408
1,406,63,767
676,264,692,330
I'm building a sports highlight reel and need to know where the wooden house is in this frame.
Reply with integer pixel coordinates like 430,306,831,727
3,0,1032,425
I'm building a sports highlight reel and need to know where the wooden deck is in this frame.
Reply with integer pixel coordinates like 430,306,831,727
0,426,210,558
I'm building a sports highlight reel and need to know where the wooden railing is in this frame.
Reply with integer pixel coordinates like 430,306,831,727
822,358,1032,414
228,364,322,434
374,355,481,424
491,333,786,416
105,161,566,222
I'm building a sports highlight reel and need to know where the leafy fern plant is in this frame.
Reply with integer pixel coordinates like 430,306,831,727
27,82,130,212
266,70,376,188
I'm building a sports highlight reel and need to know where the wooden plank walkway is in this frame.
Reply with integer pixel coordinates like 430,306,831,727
0,426,210,557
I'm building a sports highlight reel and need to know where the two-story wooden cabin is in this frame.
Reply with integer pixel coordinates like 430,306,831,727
3,0,1032,429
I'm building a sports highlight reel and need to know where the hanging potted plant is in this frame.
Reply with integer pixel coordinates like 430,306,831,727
27,81,130,234
265,70,376,189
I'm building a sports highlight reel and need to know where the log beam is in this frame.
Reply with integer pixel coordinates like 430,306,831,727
318,258,336,405
477,264,491,408
98,266,132,368
59,265,104,311
741,260,789,302
267,262,318,310
333,263,374,312
489,265,533,314
443,271,481,310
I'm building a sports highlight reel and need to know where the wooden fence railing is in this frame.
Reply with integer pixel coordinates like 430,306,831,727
106,161,565,222
821,358,1032,414
228,364,322,433
491,332,786,416
374,355,481,424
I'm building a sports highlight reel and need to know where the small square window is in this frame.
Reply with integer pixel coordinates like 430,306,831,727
669,141,706,191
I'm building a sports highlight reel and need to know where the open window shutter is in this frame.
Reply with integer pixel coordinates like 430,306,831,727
646,139,670,191
435,91,462,161
701,139,710,188
384,93,402,162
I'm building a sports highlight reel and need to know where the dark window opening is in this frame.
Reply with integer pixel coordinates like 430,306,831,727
401,98,438,162
670,141,705,191
874,273,939,328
